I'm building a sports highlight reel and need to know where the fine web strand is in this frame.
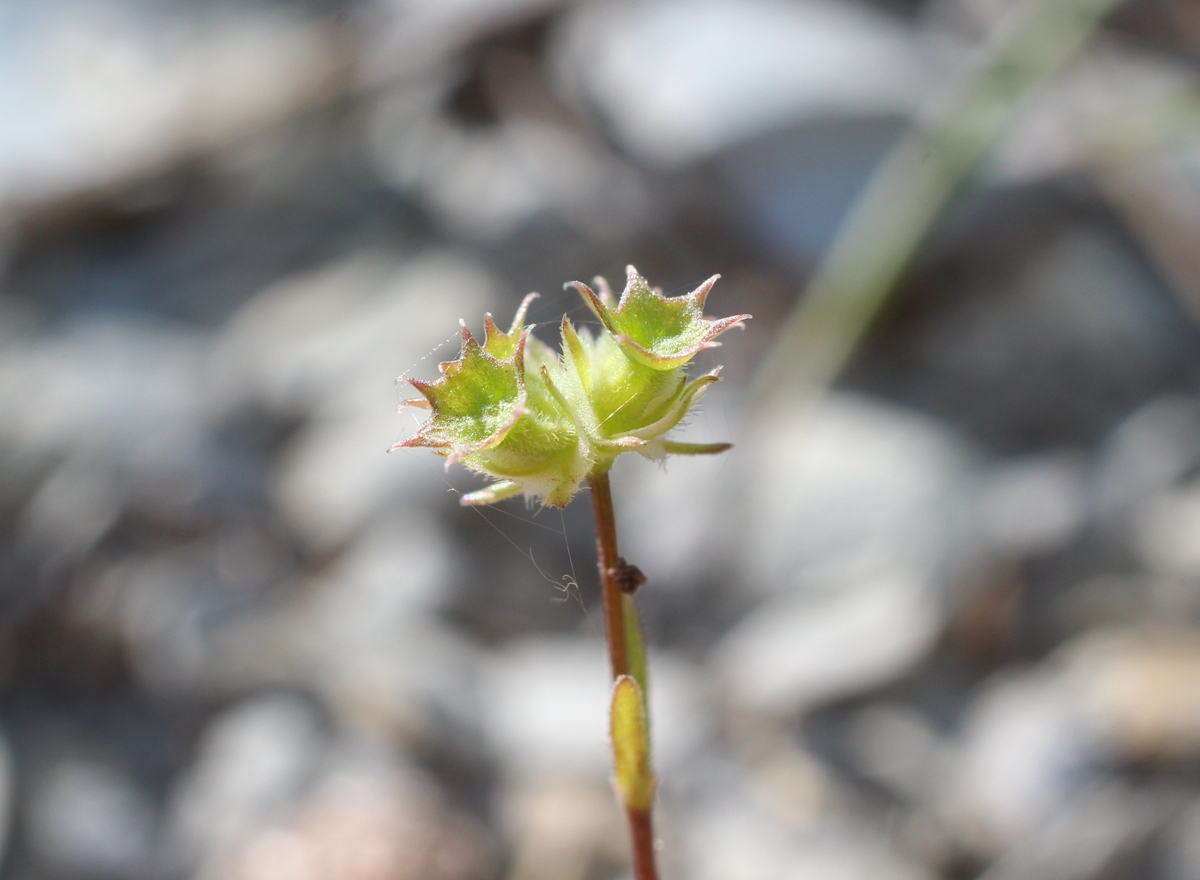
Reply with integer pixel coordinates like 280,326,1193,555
441,478,591,622
394,326,462,387
392,327,467,444
559,506,590,625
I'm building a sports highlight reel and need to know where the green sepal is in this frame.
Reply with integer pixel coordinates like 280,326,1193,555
459,480,523,506
619,370,721,451
622,595,649,720
660,440,733,455
610,674,656,812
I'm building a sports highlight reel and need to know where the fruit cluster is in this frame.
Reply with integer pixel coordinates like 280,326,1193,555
394,266,749,507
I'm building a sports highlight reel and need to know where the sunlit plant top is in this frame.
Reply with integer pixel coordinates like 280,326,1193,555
393,266,750,507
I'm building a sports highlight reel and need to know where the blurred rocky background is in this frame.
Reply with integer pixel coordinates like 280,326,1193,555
2,0,1200,878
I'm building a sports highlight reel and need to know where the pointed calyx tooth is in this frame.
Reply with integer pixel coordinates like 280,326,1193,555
484,292,539,358
566,279,608,322
512,291,539,326
400,376,438,410
458,320,481,353
482,312,502,340
622,264,641,302
594,275,617,307
689,274,720,310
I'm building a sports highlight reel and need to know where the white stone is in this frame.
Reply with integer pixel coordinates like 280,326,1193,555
849,705,943,800
217,252,494,546
989,42,1200,184
372,114,650,242
0,4,344,214
976,782,1172,880
686,803,932,880
478,637,708,779
1094,396,1200,519
742,394,974,594
315,512,455,619
713,569,942,714
976,453,1088,556
359,0,565,84
17,456,124,561
165,695,325,870
951,671,1099,853
1062,627,1200,761
1132,483,1200,580
272,409,445,549
28,760,155,879
0,316,207,467
211,251,491,421
552,0,938,166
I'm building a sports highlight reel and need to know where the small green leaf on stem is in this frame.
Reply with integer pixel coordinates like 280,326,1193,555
622,595,649,717
611,674,656,812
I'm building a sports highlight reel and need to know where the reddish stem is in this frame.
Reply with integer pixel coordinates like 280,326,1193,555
587,471,660,880
629,808,658,880
588,472,630,680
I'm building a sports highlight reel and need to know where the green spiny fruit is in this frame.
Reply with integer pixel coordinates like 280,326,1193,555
392,266,749,507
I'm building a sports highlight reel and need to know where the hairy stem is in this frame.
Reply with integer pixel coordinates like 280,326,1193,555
589,471,630,680
587,471,660,880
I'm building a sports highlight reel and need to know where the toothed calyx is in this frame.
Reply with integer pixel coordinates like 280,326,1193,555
393,269,749,507
571,266,749,369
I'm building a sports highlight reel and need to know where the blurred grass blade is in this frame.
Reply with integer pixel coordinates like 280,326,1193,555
610,675,656,812
753,0,1125,404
